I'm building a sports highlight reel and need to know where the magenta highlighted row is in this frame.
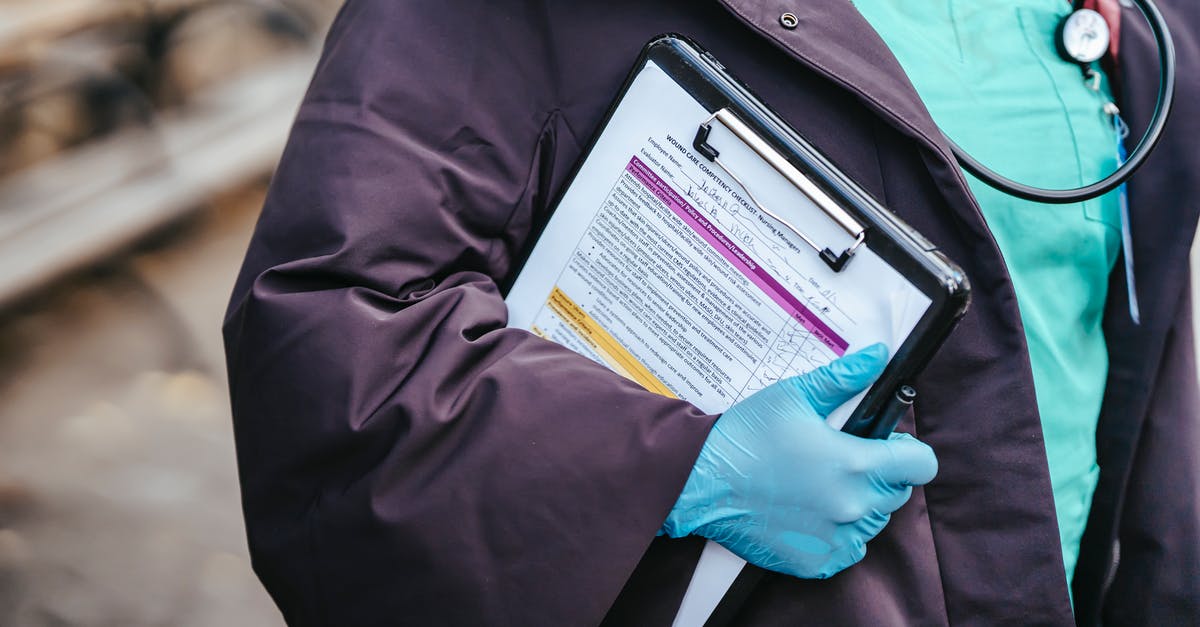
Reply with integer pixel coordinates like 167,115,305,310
626,155,848,356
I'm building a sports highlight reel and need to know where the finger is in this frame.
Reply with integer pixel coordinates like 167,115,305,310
817,537,868,579
874,432,939,486
871,483,914,517
793,343,889,415
850,507,894,543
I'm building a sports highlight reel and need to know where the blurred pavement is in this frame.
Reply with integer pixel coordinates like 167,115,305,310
0,183,284,626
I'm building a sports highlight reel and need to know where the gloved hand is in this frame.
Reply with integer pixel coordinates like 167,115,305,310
660,343,938,579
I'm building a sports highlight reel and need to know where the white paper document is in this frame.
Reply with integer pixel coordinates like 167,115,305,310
505,60,931,626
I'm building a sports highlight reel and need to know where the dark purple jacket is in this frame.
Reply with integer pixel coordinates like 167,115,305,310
223,1,1200,624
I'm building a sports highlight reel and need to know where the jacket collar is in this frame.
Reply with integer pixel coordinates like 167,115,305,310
717,0,943,153
714,0,995,252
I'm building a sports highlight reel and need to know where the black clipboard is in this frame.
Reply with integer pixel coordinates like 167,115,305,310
506,33,970,437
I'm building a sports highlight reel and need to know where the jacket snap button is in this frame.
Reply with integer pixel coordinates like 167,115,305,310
779,12,799,29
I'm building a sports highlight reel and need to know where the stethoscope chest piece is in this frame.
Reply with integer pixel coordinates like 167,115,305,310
945,0,1174,204
1057,8,1111,64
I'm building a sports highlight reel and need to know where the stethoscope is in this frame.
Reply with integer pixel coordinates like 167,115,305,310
945,0,1176,204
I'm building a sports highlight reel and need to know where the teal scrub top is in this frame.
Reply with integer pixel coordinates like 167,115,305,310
853,0,1122,587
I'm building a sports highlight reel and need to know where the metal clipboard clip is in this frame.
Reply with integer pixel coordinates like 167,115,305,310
693,108,867,272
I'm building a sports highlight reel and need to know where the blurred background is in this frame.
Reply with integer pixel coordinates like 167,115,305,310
0,2,1198,626
0,0,342,624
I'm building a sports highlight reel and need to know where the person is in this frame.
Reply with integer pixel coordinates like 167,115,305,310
222,0,1200,624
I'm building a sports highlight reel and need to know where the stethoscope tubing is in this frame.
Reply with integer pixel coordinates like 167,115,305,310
945,0,1176,204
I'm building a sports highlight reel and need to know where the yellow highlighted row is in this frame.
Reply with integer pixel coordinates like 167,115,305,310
546,286,676,399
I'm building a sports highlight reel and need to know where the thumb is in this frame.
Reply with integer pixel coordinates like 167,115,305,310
793,343,889,416
875,432,939,486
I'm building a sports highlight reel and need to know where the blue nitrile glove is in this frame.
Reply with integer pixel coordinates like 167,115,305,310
661,344,938,579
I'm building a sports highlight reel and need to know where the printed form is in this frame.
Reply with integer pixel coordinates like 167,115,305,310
505,60,931,626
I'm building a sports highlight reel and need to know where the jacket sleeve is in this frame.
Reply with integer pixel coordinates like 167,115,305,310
221,2,715,624
1102,279,1200,624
